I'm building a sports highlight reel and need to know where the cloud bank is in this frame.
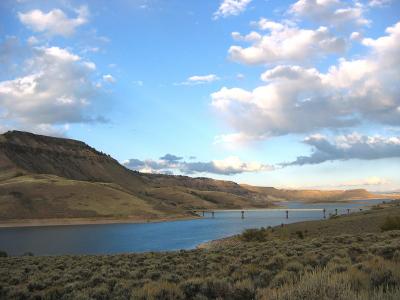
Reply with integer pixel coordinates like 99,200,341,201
284,133,400,166
0,46,106,134
229,20,346,65
213,21,400,141
124,155,273,175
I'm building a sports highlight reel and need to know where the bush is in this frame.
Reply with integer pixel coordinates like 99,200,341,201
232,279,255,300
240,228,267,242
136,281,184,300
295,230,304,239
180,278,203,299
0,251,7,257
381,216,400,231
199,277,231,299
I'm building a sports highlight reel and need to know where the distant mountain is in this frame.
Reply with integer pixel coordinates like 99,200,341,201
241,185,378,203
0,131,385,224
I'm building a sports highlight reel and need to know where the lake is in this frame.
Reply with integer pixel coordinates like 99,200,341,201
0,199,387,256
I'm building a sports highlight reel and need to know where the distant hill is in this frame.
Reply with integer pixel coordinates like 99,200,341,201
0,131,384,224
241,185,377,203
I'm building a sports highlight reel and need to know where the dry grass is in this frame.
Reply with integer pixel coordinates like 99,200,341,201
0,130,388,225
1,204,399,299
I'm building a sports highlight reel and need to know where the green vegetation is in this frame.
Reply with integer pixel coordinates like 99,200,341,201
381,216,400,231
240,228,268,242
1,203,399,299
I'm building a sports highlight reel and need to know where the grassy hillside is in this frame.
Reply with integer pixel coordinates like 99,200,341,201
0,131,387,224
1,201,399,299
0,174,179,222
242,185,380,202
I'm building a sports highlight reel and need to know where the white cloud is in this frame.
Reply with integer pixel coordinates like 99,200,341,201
229,20,346,65
350,31,362,41
0,46,104,131
212,21,400,141
124,155,273,175
290,0,370,28
178,74,220,85
284,133,400,165
18,6,89,37
188,74,219,83
368,0,392,7
214,0,252,19
103,74,116,83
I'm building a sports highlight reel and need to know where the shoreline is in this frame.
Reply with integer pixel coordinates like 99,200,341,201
196,198,396,250
0,215,201,228
0,198,392,229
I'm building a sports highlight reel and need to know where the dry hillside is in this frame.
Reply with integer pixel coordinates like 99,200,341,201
0,131,383,224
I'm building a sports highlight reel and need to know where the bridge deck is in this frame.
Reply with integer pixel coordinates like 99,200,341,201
193,208,324,212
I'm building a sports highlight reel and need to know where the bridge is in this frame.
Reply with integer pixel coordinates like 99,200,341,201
191,208,357,219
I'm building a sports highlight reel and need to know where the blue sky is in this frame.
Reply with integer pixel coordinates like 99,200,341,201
1,0,399,191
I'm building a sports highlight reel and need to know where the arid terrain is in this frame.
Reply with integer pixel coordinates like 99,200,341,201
1,201,399,299
0,131,393,226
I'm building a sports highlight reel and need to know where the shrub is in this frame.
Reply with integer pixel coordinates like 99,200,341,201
0,251,7,257
257,268,354,300
240,228,267,242
393,250,400,263
270,270,296,288
232,279,255,300
135,281,184,300
266,254,286,272
285,261,303,273
199,277,232,299
381,216,400,231
295,230,304,239
180,278,203,299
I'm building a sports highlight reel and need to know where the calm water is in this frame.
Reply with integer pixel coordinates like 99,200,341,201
0,199,387,256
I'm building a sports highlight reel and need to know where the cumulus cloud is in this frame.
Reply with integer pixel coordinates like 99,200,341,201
229,20,346,65
214,0,252,19
18,6,89,37
284,133,400,166
290,0,370,28
212,21,400,141
124,155,273,175
0,45,105,131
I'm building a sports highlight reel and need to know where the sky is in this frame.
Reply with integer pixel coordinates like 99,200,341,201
0,0,399,191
